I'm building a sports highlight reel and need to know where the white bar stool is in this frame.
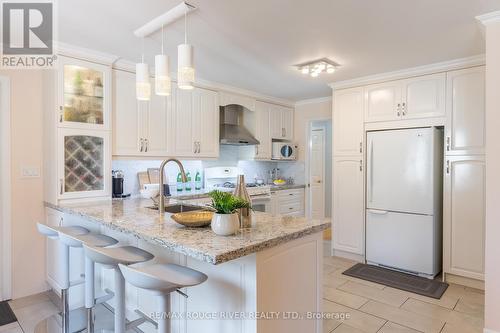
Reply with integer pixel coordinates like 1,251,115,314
119,263,208,333
58,232,119,333
37,223,90,333
83,244,154,333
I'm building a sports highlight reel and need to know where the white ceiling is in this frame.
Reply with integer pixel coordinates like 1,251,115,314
58,0,500,101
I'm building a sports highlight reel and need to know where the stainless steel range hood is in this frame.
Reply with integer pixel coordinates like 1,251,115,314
220,105,260,146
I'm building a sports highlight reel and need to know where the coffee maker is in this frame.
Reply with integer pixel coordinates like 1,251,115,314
112,170,130,198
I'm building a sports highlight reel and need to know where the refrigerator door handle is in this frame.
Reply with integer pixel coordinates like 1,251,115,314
367,209,389,215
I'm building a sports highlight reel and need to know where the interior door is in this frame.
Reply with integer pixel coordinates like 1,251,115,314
367,128,435,214
333,157,364,255
445,67,485,155
402,73,446,119
333,87,364,156
364,81,401,122
310,128,325,219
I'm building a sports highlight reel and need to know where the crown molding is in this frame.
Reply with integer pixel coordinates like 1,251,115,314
295,96,332,107
55,41,120,65
476,11,500,26
328,54,485,90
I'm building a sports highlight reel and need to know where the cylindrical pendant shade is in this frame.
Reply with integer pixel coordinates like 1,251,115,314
155,54,171,96
136,62,151,101
177,43,195,90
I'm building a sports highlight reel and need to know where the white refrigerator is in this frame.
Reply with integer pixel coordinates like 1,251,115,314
366,127,443,278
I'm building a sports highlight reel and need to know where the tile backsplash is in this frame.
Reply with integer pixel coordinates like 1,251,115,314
112,146,306,195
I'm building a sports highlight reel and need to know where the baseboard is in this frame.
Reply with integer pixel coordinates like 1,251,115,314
331,248,365,263
484,329,500,333
445,273,485,290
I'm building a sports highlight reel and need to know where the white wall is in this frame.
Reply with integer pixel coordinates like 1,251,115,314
483,18,500,333
0,70,47,299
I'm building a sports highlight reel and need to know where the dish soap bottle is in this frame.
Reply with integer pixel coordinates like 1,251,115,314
185,171,192,191
176,172,184,192
195,171,202,191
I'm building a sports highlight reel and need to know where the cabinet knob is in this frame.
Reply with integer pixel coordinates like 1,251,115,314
59,179,63,195
359,142,363,153
139,138,144,152
402,102,406,116
359,160,363,172
446,137,451,151
446,160,450,174
144,139,148,152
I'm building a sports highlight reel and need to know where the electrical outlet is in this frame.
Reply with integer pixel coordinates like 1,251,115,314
21,166,40,178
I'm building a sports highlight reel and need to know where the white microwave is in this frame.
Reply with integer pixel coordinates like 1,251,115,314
272,142,298,160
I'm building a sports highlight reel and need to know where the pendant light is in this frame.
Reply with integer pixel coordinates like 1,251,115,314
155,25,171,96
177,9,195,90
136,39,151,101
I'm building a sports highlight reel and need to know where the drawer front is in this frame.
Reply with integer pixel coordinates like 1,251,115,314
278,199,304,214
277,189,304,200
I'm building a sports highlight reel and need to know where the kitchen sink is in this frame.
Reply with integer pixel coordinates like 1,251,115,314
147,204,207,214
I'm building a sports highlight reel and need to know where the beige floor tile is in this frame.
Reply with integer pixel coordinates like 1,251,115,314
440,322,482,333
454,298,484,318
324,271,350,289
360,300,445,333
323,299,386,333
324,318,342,333
323,286,369,309
14,300,59,333
401,298,483,332
378,321,421,333
332,323,366,332
324,256,357,271
383,286,459,310
0,322,23,333
464,287,484,295
8,291,51,310
339,281,408,307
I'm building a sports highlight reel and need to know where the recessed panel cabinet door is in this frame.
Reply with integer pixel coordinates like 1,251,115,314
113,70,140,155
401,73,446,119
145,91,173,156
445,67,485,155
444,156,485,280
333,87,364,156
281,107,294,140
254,101,272,159
172,88,195,156
193,88,219,158
364,81,401,123
270,106,283,139
333,157,364,255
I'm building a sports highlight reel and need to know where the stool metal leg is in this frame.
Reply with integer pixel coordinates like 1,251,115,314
157,294,171,333
61,289,69,333
85,257,95,333
114,268,126,333
59,241,70,333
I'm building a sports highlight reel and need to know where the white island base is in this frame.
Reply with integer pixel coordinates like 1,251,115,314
46,209,324,333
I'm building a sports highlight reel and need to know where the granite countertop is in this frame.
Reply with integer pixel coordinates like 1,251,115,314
45,197,329,265
168,184,307,200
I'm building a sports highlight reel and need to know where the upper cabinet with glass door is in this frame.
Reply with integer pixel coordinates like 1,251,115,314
58,56,111,130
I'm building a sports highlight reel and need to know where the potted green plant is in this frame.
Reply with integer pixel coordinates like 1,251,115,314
208,190,251,236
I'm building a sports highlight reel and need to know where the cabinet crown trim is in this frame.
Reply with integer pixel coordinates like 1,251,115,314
328,55,485,90
476,11,500,26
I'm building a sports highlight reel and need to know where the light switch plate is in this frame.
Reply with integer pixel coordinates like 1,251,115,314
21,166,40,178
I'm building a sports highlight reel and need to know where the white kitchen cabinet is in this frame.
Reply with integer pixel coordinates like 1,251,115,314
333,87,364,156
58,128,111,200
443,156,485,281
445,66,485,156
172,87,219,158
113,69,173,157
364,73,446,123
270,104,294,140
45,208,65,291
253,101,272,159
219,91,255,111
276,188,305,216
192,88,219,158
333,157,364,256
57,56,111,131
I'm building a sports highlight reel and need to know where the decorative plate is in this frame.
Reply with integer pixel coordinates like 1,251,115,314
171,211,213,227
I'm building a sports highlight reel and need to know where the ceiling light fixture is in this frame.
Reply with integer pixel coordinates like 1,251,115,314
177,8,195,90
155,25,171,96
295,58,340,78
136,39,151,101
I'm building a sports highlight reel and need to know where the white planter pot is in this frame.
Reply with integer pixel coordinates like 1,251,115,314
211,213,239,236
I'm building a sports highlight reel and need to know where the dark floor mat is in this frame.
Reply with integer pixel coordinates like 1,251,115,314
0,301,17,327
343,263,448,299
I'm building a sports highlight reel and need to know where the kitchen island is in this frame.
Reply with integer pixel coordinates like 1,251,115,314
44,197,329,333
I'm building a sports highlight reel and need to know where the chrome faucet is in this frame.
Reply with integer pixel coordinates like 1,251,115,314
159,158,187,214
